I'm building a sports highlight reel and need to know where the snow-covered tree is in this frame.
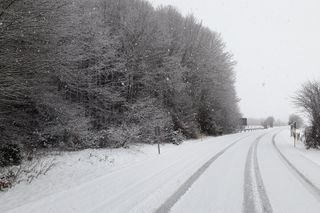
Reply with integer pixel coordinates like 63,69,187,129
294,81,320,148
288,114,304,128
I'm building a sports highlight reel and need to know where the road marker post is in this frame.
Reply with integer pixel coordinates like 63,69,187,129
155,126,161,154
292,122,297,148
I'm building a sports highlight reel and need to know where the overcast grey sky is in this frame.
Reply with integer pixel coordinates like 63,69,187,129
150,0,320,121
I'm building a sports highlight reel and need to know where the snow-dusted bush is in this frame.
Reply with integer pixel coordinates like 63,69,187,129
0,144,22,167
0,153,56,190
294,81,320,149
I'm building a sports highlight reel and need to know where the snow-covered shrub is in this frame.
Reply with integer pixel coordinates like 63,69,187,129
0,144,22,167
105,124,140,148
294,81,320,149
125,99,182,144
304,126,320,149
0,153,57,190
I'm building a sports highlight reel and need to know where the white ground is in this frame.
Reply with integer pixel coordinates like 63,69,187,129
1,127,320,213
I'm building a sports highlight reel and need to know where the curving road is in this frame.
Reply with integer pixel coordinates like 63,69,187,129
169,128,320,213
3,127,320,213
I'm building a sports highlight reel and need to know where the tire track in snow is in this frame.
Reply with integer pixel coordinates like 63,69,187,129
272,133,320,201
155,135,251,213
242,133,273,213
89,141,222,213
242,141,256,213
89,141,228,213
253,136,273,213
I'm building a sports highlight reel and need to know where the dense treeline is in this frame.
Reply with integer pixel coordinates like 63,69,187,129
0,0,241,163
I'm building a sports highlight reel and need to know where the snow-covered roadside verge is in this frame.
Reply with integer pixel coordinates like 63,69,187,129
0,146,147,210
274,129,320,190
0,132,252,212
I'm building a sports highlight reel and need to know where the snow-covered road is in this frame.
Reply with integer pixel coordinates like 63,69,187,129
2,127,320,213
